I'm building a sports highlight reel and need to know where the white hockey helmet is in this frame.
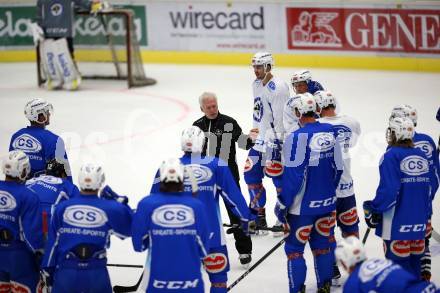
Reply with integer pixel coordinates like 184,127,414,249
24,98,53,124
181,126,205,153
335,236,366,270
251,52,274,68
2,150,30,181
291,70,312,85
78,163,105,191
390,104,418,126
159,157,184,184
314,90,337,109
387,116,415,142
293,93,316,116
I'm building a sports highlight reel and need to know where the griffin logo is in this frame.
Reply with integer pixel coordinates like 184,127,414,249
291,11,342,48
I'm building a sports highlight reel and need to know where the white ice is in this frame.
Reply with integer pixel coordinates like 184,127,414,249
0,62,439,292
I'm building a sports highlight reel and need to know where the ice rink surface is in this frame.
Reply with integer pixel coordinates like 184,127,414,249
0,62,439,292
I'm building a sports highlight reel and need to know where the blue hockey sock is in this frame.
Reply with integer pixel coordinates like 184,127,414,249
313,249,333,288
287,253,306,293
248,183,266,209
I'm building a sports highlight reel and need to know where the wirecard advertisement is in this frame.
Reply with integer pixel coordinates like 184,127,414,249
285,6,440,56
0,5,148,48
147,2,282,52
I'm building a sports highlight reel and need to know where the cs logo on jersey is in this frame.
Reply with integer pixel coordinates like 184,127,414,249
12,134,42,153
50,3,63,16
184,165,213,185
0,191,17,212
414,141,433,158
359,259,393,283
64,205,108,228
253,97,264,122
152,205,195,228
204,253,228,273
400,155,429,176
28,175,62,185
309,132,335,152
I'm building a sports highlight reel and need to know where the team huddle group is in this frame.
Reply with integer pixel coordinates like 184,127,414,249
1,52,440,293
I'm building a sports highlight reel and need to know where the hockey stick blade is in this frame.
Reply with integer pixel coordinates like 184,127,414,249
107,263,143,268
223,223,284,233
227,237,285,291
113,272,143,293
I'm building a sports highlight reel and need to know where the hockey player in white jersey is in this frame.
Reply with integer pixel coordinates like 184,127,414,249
316,90,361,285
283,70,325,134
244,52,289,233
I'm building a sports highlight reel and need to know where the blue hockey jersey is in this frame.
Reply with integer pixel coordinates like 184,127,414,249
413,132,440,202
9,126,71,179
0,180,44,252
151,153,251,247
307,80,324,95
132,192,209,293
343,258,440,293
280,121,343,216
42,194,132,269
26,175,79,238
371,146,432,240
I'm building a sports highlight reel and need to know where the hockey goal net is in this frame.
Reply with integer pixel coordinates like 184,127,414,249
37,8,156,88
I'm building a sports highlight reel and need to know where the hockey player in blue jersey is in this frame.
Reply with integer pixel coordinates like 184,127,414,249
284,70,325,134
26,158,79,242
388,105,440,281
9,98,71,180
363,117,434,278
335,236,440,293
41,163,132,293
275,94,343,293
151,126,255,292
0,150,44,293
133,157,210,293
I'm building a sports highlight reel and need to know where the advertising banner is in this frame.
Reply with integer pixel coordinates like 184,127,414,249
0,5,148,48
147,2,282,52
286,7,440,55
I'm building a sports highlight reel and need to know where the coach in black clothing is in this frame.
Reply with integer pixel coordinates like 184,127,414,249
193,92,258,267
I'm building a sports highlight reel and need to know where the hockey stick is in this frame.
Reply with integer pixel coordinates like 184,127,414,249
227,237,285,291
113,272,143,293
362,228,371,244
107,263,143,269
223,223,284,233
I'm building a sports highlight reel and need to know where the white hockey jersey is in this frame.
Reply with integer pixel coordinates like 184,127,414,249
252,76,289,152
283,96,301,135
319,115,361,198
